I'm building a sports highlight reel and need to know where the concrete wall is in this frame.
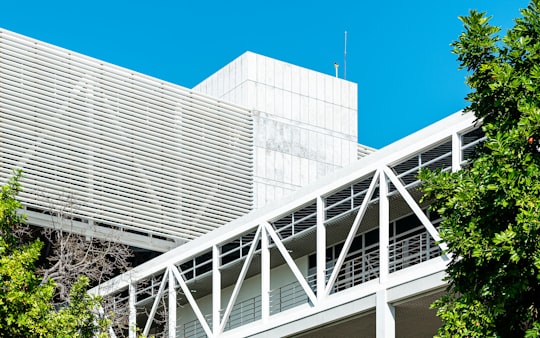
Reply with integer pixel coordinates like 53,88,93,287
194,52,359,209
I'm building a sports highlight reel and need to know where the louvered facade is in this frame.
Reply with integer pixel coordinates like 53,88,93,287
0,29,253,250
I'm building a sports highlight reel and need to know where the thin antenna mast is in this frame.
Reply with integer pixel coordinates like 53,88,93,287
344,31,348,80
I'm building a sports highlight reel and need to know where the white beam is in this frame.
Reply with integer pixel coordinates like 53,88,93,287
263,222,317,306
376,289,395,338
128,282,136,338
261,226,270,322
379,170,389,284
25,210,179,252
325,170,380,295
212,245,221,336
168,268,176,338
382,166,447,252
170,266,213,338
219,226,262,333
143,269,169,337
316,196,326,301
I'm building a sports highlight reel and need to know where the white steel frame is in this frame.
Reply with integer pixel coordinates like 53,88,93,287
93,112,481,337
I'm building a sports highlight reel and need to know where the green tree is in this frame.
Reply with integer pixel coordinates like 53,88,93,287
0,170,110,337
420,1,540,336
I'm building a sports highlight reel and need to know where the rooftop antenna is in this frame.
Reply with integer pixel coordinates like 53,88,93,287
344,31,348,80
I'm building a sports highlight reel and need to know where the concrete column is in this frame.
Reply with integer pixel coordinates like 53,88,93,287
379,170,389,284
316,196,326,301
376,289,395,338
261,227,270,321
212,245,221,335
128,282,136,338
168,269,176,338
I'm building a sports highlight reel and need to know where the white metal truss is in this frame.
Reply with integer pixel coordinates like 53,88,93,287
92,111,482,337
0,29,253,250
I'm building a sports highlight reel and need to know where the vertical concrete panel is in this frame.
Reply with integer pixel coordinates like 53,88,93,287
350,108,358,138
332,107,342,134
300,158,309,186
316,100,324,128
334,137,342,166
257,182,266,209
275,61,283,89
350,141,357,163
267,184,275,203
256,83,265,112
257,54,266,83
325,77,333,103
291,155,301,186
316,74,325,101
283,153,292,184
325,134,333,164
266,86,275,115
291,66,300,94
308,159,317,183
307,130,317,159
283,64,292,92
300,129,309,156
317,133,325,162
300,96,309,124
308,71,316,98
343,139,351,165
274,151,284,182
247,81,255,108
341,81,350,107
256,147,266,178
236,54,244,86
291,93,300,122
283,123,292,153
266,150,275,181
342,107,350,137
333,78,341,106
325,102,333,131
247,52,257,81
266,57,275,87
283,90,292,120
349,82,358,109
300,69,309,96
308,98,317,126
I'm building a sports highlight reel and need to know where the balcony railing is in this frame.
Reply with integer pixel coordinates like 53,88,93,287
178,228,440,337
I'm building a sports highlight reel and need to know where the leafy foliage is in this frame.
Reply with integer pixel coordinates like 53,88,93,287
0,170,111,337
420,1,540,336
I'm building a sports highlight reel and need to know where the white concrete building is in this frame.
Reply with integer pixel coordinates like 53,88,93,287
194,52,360,208
0,29,368,252
0,28,485,337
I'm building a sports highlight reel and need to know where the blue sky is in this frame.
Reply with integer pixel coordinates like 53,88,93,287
0,1,529,148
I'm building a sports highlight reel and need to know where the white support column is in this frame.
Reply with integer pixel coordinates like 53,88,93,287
379,170,389,284
212,245,221,336
376,289,395,338
168,268,177,338
170,267,213,337
261,226,270,322
316,196,326,301
143,269,169,337
263,222,318,306
452,131,461,172
219,226,262,333
128,282,136,338
325,170,380,296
